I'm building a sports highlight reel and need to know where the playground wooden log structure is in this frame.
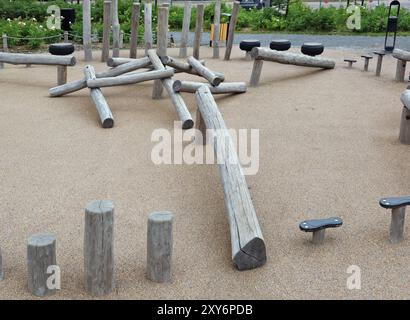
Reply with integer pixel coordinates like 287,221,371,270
250,47,336,86
84,65,114,128
49,56,151,97
195,86,266,271
173,80,247,94
187,56,225,86
87,68,174,89
147,49,193,129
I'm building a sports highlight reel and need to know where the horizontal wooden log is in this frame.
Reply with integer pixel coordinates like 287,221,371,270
195,86,266,271
107,57,137,67
148,49,193,129
393,49,410,61
84,65,114,128
50,57,152,97
0,52,76,66
87,69,174,88
187,56,225,86
173,80,247,94
250,47,336,69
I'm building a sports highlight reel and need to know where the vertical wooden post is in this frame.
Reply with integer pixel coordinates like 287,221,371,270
396,59,406,82
250,59,264,87
390,207,406,243
57,66,67,85
179,1,191,58
27,233,57,297
112,0,120,58
196,107,207,145
84,200,115,296
193,4,204,60
153,6,168,99
130,2,140,59
83,0,92,61
119,30,124,49
399,106,410,144
224,1,240,61
144,2,153,55
101,0,112,62
147,211,173,283
375,54,384,76
213,0,221,59
2,34,8,52
64,31,69,43
0,247,4,281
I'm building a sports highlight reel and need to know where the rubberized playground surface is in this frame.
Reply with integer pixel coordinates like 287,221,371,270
0,46,409,299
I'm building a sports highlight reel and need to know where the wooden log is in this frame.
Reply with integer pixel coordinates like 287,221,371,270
193,4,204,60
130,3,140,59
0,52,76,66
160,55,207,75
147,211,173,283
395,59,407,82
147,49,194,129
27,233,57,297
179,1,192,58
50,57,151,97
250,59,264,87
375,54,384,77
87,68,174,88
196,107,207,145
84,200,115,296
57,65,67,85
213,0,221,59
187,56,224,86
112,0,120,58
84,65,114,128
0,247,4,281
153,6,169,99
101,1,112,63
83,0,92,61
144,3,153,55
173,80,247,94
224,1,240,61
195,86,266,271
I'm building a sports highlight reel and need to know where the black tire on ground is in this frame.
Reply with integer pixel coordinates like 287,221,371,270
48,43,75,56
269,39,291,51
239,40,261,52
301,42,324,56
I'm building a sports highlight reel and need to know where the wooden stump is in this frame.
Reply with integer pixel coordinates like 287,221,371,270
224,1,240,61
130,3,140,59
57,65,67,86
179,1,192,58
147,211,173,283
396,59,407,82
250,59,264,87
84,200,115,296
399,106,410,144
101,1,112,63
193,4,204,60
27,233,57,297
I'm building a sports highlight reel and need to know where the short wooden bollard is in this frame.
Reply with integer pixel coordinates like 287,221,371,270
57,65,67,85
193,4,204,60
147,211,173,283
0,247,4,281
27,233,57,297
84,200,115,296
373,51,385,76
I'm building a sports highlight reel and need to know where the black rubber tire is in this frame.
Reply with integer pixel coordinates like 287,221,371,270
239,40,261,52
269,39,291,51
48,43,75,56
301,42,324,56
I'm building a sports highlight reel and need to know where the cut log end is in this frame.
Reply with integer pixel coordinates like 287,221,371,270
69,56,77,66
102,118,114,128
172,80,182,92
233,237,267,271
182,119,194,130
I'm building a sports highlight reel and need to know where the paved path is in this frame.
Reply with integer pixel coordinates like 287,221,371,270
171,31,410,51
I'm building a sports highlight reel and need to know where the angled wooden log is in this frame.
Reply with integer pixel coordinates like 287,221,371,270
84,200,115,296
112,0,120,58
213,0,221,59
87,68,174,88
147,211,173,283
250,47,335,86
179,1,192,58
188,56,225,86
101,1,112,63
0,247,4,281
27,233,57,297
84,65,114,128
193,4,204,59
173,80,247,94
195,86,266,271
153,6,169,99
130,2,140,59
144,3,153,55
160,55,207,75
83,0,92,61
224,1,240,61
0,52,76,66
50,57,151,97
148,49,194,129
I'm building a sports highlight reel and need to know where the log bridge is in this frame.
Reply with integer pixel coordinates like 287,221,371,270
0,52,76,86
